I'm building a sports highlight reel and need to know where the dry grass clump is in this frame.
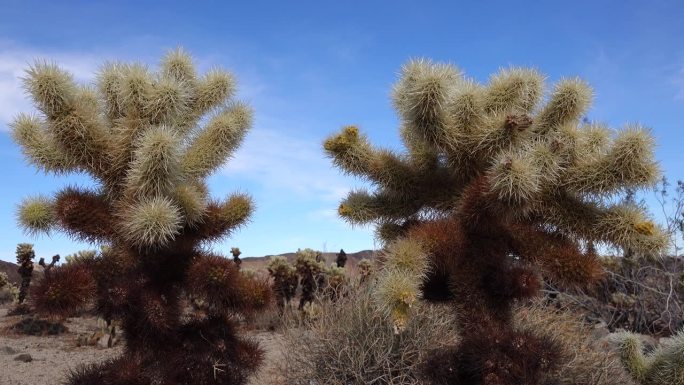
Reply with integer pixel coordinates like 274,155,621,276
515,301,637,385
278,284,458,385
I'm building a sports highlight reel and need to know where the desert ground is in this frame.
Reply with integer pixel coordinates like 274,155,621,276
0,304,285,385
0,251,374,385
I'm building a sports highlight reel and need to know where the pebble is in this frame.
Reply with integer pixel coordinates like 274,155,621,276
1,346,18,354
14,353,32,362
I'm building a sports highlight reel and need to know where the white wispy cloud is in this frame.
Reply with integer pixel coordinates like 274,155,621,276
306,208,339,221
222,125,357,203
672,66,684,101
0,41,106,128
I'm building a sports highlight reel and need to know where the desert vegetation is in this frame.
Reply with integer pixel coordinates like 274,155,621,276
1,50,682,385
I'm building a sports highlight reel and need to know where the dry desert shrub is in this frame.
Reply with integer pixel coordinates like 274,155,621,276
546,255,684,337
277,288,635,385
515,301,637,385
278,284,458,385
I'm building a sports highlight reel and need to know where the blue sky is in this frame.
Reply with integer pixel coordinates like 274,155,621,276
1,0,683,262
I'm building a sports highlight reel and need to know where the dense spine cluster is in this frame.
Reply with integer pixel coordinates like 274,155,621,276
12,49,270,385
618,330,684,385
324,60,666,385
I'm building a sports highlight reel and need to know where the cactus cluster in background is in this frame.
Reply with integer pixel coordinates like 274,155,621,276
38,254,60,276
0,271,19,304
0,272,19,304
267,256,299,312
0,272,8,290
15,243,35,305
11,49,270,385
268,249,353,312
618,330,684,385
294,248,325,310
323,265,347,300
325,59,666,385
357,258,373,283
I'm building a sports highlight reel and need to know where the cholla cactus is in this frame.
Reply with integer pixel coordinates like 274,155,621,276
357,258,373,283
231,246,242,269
324,265,347,300
64,250,98,265
374,238,430,332
336,248,347,268
0,272,8,289
32,261,94,319
325,60,666,385
11,49,270,385
267,256,299,312
618,330,684,385
15,243,35,305
38,254,60,277
0,272,19,304
295,248,325,310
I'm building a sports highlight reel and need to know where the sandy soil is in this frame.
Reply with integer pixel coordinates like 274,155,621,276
0,304,284,385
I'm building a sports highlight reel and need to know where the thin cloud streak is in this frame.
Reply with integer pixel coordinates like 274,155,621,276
222,126,356,203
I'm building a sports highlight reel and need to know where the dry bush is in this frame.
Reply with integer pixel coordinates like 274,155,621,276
542,179,684,337
0,272,19,304
0,288,15,304
516,301,637,385
11,316,68,336
276,280,638,385
547,255,684,337
278,284,458,385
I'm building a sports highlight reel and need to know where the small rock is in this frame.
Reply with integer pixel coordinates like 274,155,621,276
591,321,610,341
97,334,112,349
14,353,32,362
1,346,18,354
88,331,104,346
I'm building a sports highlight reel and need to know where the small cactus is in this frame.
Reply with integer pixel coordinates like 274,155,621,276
295,248,325,310
0,272,8,289
231,247,242,269
267,256,298,312
324,265,347,300
618,329,684,385
15,243,35,305
0,272,18,304
357,259,373,283
31,262,95,319
39,254,60,277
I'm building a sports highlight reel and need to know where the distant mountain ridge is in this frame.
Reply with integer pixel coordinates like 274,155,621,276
0,259,45,286
241,249,377,271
